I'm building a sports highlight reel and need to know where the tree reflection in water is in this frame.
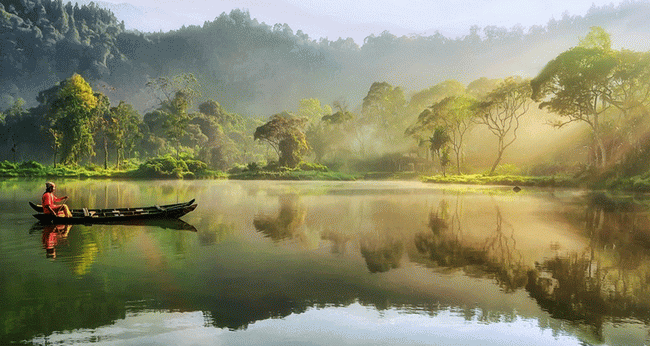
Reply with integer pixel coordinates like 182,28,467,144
360,236,404,273
525,192,650,339
249,189,650,338
412,192,650,339
253,194,306,241
413,199,527,292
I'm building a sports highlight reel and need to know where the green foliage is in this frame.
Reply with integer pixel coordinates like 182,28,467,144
229,169,358,181
146,74,201,154
362,82,407,145
407,79,466,115
408,95,476,174
104,101,142,168
0,160,113,178
297,98,332,123
492,164,521,176
263,160,281,171
40,74,99,166
0,160,17,170
84,163,104,172
298,161,329,172
529,28,650,170
184,159,208,173
130,155,212,179
254,112,309,168
579,26,611,51
350,153,421,173
421,174,577,188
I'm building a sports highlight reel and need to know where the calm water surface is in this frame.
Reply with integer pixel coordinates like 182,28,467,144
1,179,650,345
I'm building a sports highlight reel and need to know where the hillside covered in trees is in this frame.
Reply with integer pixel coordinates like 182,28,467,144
2,0,650,186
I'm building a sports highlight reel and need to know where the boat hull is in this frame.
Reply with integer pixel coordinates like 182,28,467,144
30,199,197,224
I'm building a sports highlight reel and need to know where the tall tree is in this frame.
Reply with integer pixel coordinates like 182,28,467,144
0,98,28,162
362,82,407,146
466,77,501,99
42,73,99,165
146,73,200,157
300,98,333,163
407,80,466,116
408,96,476,174
106,101,142,168
93,93,112,169
320,103,355,162
531,27,618,169
254,112,309,168
476,76,532,175
429,126,451,176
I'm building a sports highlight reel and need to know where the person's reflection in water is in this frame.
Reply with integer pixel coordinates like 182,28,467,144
42,224,72,259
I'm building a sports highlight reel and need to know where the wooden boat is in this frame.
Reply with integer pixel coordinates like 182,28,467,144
30,199,197,224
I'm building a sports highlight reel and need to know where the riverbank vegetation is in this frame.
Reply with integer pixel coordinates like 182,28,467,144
3,2,650,190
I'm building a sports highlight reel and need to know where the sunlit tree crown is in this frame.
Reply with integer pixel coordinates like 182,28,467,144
59,73,98,111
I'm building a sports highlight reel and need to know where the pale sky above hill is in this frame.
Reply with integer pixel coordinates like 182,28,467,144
81,0,624,43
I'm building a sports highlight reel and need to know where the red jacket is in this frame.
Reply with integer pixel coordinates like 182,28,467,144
42,192,64,214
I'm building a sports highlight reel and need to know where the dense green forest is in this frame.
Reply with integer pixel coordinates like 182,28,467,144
2,0,650,187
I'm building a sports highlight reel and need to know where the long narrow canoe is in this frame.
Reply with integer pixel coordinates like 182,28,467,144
30,199,197,224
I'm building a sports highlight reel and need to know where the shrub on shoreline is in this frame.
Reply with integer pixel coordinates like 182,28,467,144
420,174,579,188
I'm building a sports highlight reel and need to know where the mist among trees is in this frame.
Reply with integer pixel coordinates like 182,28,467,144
3,0,650,182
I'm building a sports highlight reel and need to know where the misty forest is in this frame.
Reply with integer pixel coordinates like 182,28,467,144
3,0,650,188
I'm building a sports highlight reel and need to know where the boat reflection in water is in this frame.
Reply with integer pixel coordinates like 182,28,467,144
30,218,197,263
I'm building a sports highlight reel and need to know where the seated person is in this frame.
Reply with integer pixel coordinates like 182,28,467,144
42,182,72,217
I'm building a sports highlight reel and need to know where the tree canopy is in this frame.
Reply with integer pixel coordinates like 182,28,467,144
254,112,309,168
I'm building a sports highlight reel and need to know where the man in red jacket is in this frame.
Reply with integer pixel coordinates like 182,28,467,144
42,182,72,217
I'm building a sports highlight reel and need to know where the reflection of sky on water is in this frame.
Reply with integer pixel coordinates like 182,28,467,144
30,304,585,346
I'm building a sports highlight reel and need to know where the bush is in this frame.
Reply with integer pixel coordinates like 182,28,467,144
84,163,103,172
185,159,208,173
263,160,281,171
298,161,329,172
0,160,17,170
228,164,247,174
493,164,521,176
134,156,191,178
18,161,43,170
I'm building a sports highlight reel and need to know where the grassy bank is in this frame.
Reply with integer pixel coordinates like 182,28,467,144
229,170,360,180
420,174,580,188
0,159,356,181
5,158,650,191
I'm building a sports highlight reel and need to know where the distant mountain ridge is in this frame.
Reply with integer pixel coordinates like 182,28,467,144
2,0,650,116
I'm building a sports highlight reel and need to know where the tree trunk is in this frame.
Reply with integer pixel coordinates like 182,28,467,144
489,150,504,175
115,147,120,169
595,135,607,169
103,137,108,170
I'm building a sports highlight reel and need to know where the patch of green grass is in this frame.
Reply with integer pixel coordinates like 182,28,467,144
229,170,359,181
420,174,579,188
603,174,650,192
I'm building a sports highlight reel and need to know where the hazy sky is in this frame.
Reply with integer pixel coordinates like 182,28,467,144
86,0,623,43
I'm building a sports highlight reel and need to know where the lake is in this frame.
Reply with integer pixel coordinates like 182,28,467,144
1,179,649,345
